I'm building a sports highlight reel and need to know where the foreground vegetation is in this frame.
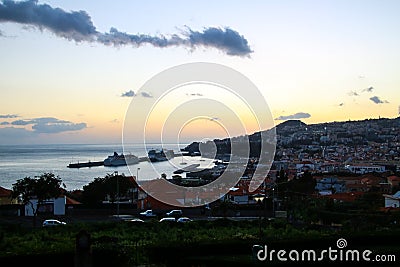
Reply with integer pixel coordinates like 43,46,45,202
0,218,399,266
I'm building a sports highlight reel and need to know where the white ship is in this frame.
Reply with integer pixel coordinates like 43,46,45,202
103,152,139,167
147,148,174,162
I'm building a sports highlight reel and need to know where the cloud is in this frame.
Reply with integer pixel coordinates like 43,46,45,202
275,112,311,121
11,119,32,125
0,0,252,56
0,121,10,125
140,91,153,98
10,117,87,133
348,91,359,97
0,114,19,118
362,86,374,93
369,96,389,104
186,27,252,56
121,90,135,97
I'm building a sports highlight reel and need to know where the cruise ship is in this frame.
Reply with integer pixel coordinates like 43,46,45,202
103,152,140,167
147,148,174,162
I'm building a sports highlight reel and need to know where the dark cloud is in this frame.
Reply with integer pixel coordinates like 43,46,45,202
275,112,311,121
0,114,19,118
10,117,87,133
140,91,153,98
369,96,389,104
97,26,252,57
0,121,10,125
32,121,86,133
0,0,96,41
0,0,252,56
186,27,252,56
121,90,135,97
11,119,32,125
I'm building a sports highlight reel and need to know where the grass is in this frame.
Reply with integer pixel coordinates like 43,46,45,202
0,218,399,266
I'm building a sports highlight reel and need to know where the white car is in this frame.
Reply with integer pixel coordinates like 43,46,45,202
139,209,157,217
165,209,183,217
177,217,192,223
42,219,66,227
159,217,176,223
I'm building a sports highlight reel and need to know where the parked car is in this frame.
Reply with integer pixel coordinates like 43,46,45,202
166,209,183,217
42,219,66,227
177,217,192,223
111,214,135,221
127,218,145,223
159,217,176,223
139,209,157,218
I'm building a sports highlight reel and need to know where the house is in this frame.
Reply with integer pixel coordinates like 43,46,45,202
345,164,386,174
315,177,346,194
0,186,21,216
225,177,273,205
387,176,400,188
24,195,81,216
295,160,316,173
25,196,67,216
383,191,400,208
0,186,18,205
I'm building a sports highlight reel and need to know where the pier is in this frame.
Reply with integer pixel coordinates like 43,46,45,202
67,156,149,168
67,161,104,168
173,163,201,174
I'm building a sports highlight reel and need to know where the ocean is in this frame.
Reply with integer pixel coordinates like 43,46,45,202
0,143,214,191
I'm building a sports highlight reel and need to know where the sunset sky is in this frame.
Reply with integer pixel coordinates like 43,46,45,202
1,0,399,145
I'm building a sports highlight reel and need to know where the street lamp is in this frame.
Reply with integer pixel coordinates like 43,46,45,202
114,171,119,217
253,192,267,238
272,188,275,218
136,167,140,183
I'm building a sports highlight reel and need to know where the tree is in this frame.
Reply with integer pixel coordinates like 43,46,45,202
82,173,135,206
11,172,63,227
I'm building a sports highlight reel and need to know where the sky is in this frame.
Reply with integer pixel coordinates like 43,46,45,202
0,0,399,145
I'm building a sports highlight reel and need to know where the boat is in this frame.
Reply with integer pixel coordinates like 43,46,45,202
147,148,174,162
103,152,140,167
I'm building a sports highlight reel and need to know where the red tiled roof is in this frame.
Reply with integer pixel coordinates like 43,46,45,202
388,176,400,182
0,186,12,197
323,192,364,202
66,196,81,205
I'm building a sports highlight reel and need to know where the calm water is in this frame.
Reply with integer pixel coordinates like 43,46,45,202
0,143,215,191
